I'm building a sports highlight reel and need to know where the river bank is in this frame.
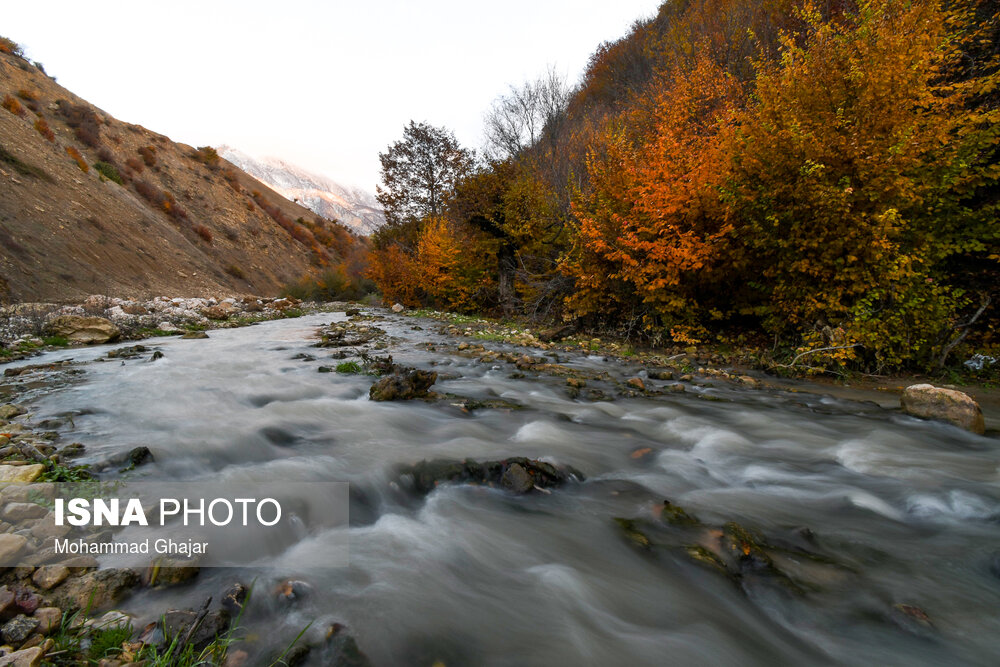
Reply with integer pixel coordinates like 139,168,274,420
397,307,1000,433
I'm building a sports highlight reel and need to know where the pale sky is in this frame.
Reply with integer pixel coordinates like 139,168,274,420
3,0,662,192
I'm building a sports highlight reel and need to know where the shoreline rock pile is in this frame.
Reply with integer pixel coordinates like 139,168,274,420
0,295,313,362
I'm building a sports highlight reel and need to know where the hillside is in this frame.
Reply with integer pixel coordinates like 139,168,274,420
218,146,384,235
369,0,999,373
0,46,365,303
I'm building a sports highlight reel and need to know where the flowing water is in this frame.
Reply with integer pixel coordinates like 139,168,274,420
9,312,1000,666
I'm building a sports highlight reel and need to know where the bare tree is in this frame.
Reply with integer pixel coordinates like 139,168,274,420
483,67,570,161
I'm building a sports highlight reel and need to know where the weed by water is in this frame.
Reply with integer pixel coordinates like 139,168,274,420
42,335,70,347
335,361,363,374
38,460,92,483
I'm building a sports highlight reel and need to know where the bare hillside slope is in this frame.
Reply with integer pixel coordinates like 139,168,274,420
0,48,363,302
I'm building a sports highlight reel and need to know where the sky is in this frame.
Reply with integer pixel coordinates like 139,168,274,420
4,0,662,192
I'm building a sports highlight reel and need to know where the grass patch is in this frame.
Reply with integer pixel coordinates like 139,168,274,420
135,327,179,339
42,335,70,347
335,361,363,374
0,144,53,181
88,623,133,661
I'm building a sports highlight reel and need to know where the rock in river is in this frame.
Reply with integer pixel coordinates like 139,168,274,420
396,457,585,496
901,383,984,434
369,369,438,401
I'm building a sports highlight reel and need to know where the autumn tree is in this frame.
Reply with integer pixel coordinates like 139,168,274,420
375,121,474,234
726,0,999,368
567,54,740,334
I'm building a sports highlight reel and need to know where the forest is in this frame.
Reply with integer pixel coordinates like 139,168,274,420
366,0,999,373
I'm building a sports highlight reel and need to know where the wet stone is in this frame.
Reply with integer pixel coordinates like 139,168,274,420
369,369,437,401
14,590,39,615
0,504,46,524
31,566,69,591
0,466,44,484
0,405,26,420
163,608,230,650
0,615,38,646
500,463,533,494
0,535,28,563
31,608,61,635
0,586,15,618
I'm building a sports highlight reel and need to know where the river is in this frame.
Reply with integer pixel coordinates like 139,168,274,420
8,310,1000,666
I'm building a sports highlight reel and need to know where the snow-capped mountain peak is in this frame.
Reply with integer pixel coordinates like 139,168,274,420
218,146,384,235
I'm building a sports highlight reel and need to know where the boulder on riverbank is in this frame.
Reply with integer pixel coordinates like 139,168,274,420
900,384,985,434
43,316,120,345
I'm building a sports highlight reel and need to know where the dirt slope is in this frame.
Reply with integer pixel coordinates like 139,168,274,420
0,49,360,302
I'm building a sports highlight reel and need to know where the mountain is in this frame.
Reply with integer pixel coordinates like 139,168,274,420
0,45,365,302
218,147,384,235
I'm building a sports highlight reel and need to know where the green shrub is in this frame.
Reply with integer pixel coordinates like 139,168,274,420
225,264,246,280
94,161,124,185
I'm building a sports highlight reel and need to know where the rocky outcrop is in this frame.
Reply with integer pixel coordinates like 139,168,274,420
369,369,438,401
43,316,120,344
900,384,985,434
395,457,585,496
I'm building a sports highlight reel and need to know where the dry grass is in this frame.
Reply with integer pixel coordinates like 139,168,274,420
34,117,55,142
2,94,26,118
65,146,88,173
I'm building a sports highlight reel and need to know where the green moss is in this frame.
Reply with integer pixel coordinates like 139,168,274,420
135,328,180,338
613,517,652,550
660,500,700,526
684,545,731,576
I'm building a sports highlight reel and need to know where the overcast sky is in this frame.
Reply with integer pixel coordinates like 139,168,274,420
4,0,661,191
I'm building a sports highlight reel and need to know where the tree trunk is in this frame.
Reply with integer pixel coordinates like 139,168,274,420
498,244,517,315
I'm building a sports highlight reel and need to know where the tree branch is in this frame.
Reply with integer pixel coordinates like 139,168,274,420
936,294,991,370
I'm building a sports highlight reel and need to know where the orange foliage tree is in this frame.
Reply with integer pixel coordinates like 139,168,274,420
566,55,740,332
367,217,496,311
416,217,496,311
